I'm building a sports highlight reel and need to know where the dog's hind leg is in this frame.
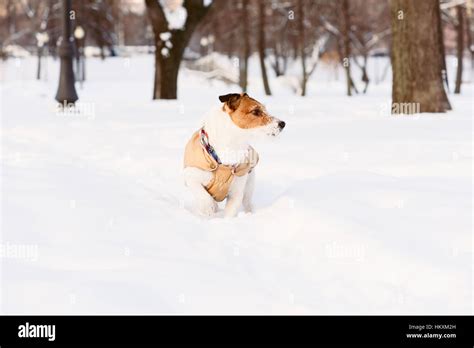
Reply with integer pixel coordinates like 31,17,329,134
183,167,217,216
242,169,255,213
224,174,248,217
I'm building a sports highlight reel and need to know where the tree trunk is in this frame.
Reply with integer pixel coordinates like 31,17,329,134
7,0,16,37
454,5,464,94
152,44,162,99
159,63,180,99
239,0,249,92
341,0,352,96
159,31,188,99
145,0,211,100
361,55,369,93
465,13,474,68
297,0,307,96
258,0,271,95
437,2,449,92
272,43,282,77
37,46,42,80
391,0,451,113
81,35,86,82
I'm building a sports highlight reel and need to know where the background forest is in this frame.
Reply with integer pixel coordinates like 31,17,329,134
1,0,473,108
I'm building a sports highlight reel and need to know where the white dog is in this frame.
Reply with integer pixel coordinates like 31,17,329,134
183,93,285,217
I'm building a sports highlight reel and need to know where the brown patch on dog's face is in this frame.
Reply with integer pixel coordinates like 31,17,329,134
219,93,273,129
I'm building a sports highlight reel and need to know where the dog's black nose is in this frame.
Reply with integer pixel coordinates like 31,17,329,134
278,121,286,129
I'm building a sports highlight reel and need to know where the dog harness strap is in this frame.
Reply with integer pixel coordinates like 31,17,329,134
184,129,259,201
200,128,221,164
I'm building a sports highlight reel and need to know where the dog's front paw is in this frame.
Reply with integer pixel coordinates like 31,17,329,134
224,204,240,218
196,197,217,217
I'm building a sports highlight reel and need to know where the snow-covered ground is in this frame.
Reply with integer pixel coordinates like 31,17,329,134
0,55,472,314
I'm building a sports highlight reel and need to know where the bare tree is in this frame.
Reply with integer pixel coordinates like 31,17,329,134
269,4,290,77
454,4,464,94
257,0,271,95
391,0,451,113
297,0,307,96
340,0,355,96
466,8,474,68
319,0,360,95
349,0,390,93
145,0,212,100
239,0,250,92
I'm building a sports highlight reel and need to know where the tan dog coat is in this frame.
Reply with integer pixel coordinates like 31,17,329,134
184,130,259,202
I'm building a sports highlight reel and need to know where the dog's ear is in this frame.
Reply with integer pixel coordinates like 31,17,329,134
219,93,240,103
219,93,242,111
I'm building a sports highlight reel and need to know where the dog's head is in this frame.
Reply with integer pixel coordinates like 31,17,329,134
219,93,285,136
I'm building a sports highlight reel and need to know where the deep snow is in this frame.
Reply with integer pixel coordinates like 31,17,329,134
0,54,472,314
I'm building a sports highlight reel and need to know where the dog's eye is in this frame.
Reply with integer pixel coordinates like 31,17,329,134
252,109,261,116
